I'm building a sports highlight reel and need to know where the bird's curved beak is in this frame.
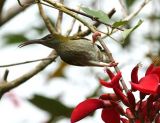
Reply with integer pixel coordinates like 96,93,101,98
18,39,43,48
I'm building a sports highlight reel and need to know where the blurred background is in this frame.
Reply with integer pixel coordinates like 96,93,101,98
0,0,159,123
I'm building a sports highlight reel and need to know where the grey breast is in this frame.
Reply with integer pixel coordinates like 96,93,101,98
56,39,101,66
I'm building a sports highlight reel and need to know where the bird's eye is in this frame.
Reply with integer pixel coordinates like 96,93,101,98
42,34,52,40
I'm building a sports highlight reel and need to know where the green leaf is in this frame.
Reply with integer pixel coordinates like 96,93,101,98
81,7,110,23
3,33,28,45
122,20,143,40
112,20,128,28
32,25,46,34
28,95,73,118
126,0,136,7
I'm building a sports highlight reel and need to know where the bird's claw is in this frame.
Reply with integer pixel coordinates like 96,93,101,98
108,61,118,67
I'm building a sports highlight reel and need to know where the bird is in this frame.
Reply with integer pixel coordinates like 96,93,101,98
19,33,114,67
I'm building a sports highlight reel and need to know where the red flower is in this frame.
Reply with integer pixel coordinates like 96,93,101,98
99,70,122,89
131,64,160,94
71,98,122,123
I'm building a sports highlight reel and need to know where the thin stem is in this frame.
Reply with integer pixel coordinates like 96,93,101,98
97,37,128,93
118,0,128,17
65,6,81,36
64,6,123,31
102,0,152,39
0,0,34,26
124,0,152,21
55,0,64,33
3,69,9,81
36,0,55,34
0,57,56,67
0,51,57,94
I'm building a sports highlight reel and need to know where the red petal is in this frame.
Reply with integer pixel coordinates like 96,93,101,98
131,65,139,83
131,74,159,94
99,79,113,88
145,64,154,76
101,108,120,123
120,118,129,123
157,85,160,94
126,108,135,119
135,120,141,123
100,72,121,88
127,91,136,109
111,72,122,87
71,99,104,123
106,69,115,79
113,88,129,106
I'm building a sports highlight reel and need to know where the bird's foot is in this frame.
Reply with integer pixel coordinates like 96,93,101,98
89,60,118,67
107,61,118,67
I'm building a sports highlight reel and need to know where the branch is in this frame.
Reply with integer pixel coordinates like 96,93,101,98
55,0,64,33
118,0,128,17
37,0,55,34
64,6,123,31
0,0,34,26
124,0,152,21
102,0,152,39
0,0,6,20
0,57,56,67
0,51,57,96
3,69,9,81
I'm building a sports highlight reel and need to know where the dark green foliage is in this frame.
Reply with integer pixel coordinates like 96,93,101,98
3,33,28,45
29,94,73,119
126,0,136,8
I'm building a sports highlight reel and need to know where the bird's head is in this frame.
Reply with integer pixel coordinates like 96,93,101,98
19,33,69,49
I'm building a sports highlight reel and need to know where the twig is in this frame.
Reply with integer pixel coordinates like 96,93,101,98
0,51,57,95
3,69,9,81
36,0,55,34
124,0,152,21
102,0,152,39
118,0,128,17
66,17,76,36
0,0,34,26
0,57,56,67
65,6,82,36
0,0,6,20
98,37,128,92
55,0,64,33
63,6,123,31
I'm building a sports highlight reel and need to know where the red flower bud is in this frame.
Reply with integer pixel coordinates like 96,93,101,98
114,87,130,106
92,31,101,43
